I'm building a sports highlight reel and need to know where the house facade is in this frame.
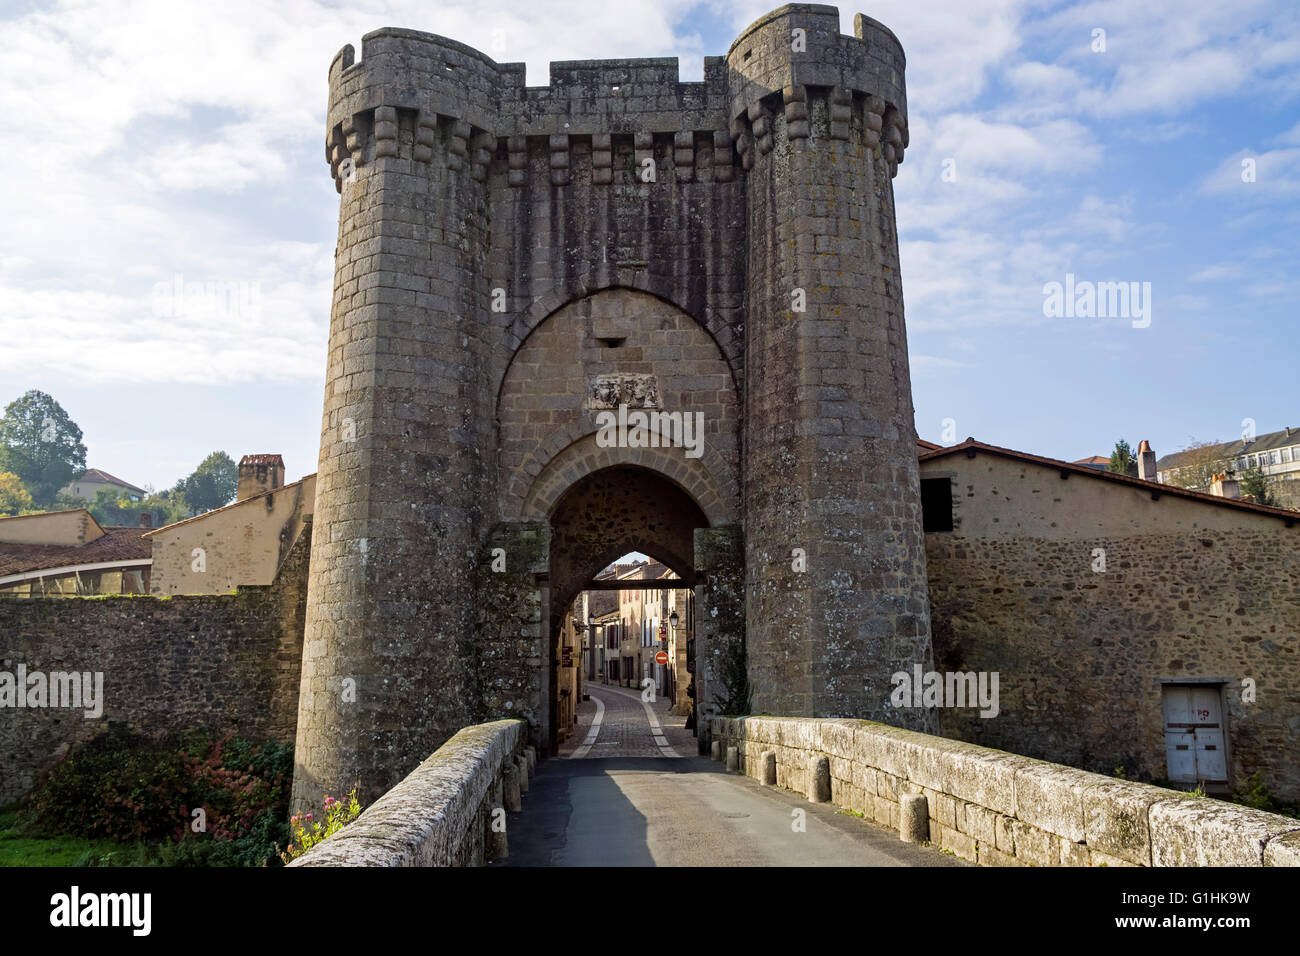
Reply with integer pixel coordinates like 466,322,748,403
920,439,1300,798
60,468,146,504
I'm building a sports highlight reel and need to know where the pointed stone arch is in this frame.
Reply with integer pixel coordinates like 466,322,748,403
496,287,741,527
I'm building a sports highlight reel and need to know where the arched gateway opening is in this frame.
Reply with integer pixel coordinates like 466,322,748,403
485,285,747,758
546,467,708,754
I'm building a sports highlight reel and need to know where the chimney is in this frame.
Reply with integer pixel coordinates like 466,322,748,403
1137,439,1158,481
237,454,285,502
1210,472,1240,500
139,512,152,529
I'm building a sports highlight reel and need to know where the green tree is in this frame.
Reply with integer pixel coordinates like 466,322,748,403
0,391,88,507
1241,466,1276,508
88,486,190,528
1163,438,1224,491
0,471,34,516
174,451,238,516
1108,439,1139,478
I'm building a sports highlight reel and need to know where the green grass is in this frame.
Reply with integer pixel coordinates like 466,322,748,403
0,810,156,867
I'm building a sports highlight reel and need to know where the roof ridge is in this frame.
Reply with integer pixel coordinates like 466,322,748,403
921,438,1298,523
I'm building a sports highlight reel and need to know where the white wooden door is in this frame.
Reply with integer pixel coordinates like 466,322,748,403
1162,685,1227,784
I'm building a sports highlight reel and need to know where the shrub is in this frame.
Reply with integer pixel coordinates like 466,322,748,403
279,788,362,864
24,725,294,866
1228,771,1300,819
27,724,190,842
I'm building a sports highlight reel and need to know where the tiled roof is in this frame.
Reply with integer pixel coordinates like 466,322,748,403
920,439,1299,523
595,561,643,579
0,526,151,577
1157,427,1300,469
75,469,146,495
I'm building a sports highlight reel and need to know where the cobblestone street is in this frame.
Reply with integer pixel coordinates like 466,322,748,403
559,682,698,759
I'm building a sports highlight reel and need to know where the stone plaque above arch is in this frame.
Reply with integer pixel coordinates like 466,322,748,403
497,288,741,527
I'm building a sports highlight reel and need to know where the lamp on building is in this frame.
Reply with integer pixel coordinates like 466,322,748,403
669,611,679,631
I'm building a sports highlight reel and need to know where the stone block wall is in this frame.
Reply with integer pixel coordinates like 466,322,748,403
288,718,526,867
0,525,310,806
920,449,1300,800
712,716,1300,866
732,6,933,727
497,288,741,524
475,522,550,744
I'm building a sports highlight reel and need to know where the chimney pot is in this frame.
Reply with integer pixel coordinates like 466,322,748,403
237,454,286,502
1137,439,1158,482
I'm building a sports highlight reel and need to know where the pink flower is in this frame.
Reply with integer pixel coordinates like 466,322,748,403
305,813,313,819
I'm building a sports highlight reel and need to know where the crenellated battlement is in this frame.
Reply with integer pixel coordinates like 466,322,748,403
324,5,908,191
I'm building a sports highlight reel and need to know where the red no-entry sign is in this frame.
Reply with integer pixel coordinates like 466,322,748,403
655,650,669,665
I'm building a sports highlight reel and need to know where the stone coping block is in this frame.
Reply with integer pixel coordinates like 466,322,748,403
290,719,525,867
1149,799,1300,867
1082,778,1176,866
1264,829,1300,867
713,716,1300,867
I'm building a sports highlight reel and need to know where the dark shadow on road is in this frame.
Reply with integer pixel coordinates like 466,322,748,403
495,757,720,866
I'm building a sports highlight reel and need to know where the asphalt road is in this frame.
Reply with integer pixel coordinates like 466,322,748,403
498,684,966,867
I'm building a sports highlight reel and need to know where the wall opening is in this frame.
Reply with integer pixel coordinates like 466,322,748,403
544,466,709,754
921,476,954,532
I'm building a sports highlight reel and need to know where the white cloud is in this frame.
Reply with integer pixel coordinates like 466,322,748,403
0,0,708,387
1190,264,1243,282
1201,147,1300,199
1038,0,1300,118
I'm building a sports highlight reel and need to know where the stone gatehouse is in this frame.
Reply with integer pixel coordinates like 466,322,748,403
292,4,935,810
3,4,1294,818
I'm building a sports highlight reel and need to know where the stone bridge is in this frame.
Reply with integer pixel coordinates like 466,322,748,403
290,688,1300,867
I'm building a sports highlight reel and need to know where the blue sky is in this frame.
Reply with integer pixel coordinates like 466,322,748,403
1,0,1296,491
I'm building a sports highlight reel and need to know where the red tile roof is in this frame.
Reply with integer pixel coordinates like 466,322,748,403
0,526,151,577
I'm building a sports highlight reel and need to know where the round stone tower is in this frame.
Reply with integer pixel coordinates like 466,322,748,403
292,35,503,811
725,6,935,727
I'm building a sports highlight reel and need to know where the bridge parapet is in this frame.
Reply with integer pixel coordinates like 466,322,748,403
289,719,529,867
712,716,1300,866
